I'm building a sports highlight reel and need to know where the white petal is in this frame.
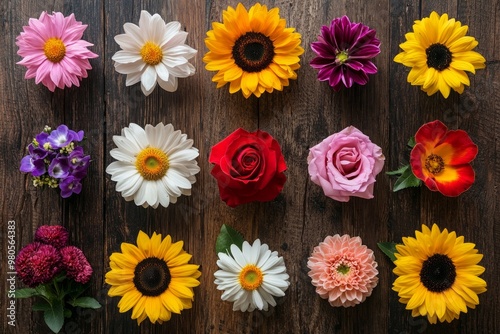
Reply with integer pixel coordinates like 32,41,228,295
126,123,149,149
112,50,142,64
109,148,134,162
164,31,188,49
138,10,153,29
113,135,140,155
120,174,143,198
114,33,142,50
143,180,159,207
123,22,145,45
160,21,182,46
230,244,248,269
133,182,148,206
157,75,177,92
147,13,167,42
165,45,197,59
156,180,170,207
252,290,265,310
125,71,142,86
115,60,145,74
168,149,199,163
166,169,192,189
141,65,157,92
161,176,181,196
155,63,170,82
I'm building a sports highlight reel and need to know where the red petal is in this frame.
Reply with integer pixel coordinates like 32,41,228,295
415,120,448,150
433,130,478,165
208,128,248,164
433,164,475,196
410,143,430,181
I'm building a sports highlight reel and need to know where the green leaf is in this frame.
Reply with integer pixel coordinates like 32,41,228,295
215,224,245,255
69,297,101,309
64,309,72,318
392,166,422,192
377,242,398,262
386,165,409,176
407,136,416,148
36,284,56,302
15,288,39,299
44,299,64,333
68,282,89,299
32,299,51,312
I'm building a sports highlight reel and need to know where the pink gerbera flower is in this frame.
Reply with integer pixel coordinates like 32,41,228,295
307,234,378,307
16,11,98,91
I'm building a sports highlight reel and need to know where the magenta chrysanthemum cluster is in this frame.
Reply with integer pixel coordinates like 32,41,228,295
15,225,93,287
20,125,90,198
310,16,381,91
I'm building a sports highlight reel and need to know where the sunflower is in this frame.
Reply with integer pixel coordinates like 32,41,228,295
203,3,304,98
393,224,486,324
394,11,485,98
105,231,201,325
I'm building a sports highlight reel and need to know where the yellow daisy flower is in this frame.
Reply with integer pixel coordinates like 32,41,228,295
203,3,304,98
393,224,487,324
105,231,201,325
394,11,485,98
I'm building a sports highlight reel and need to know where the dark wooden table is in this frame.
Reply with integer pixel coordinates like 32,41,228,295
2,0,499,333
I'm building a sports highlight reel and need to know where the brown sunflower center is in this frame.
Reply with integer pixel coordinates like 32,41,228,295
133,257,171,296
426,43,452,71
420,254,456,292
425,154,444,174
44,38,66,63
232,32,275,72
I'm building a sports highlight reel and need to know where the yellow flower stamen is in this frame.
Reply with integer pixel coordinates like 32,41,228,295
135,147,169,180
43,38,66,63
140,41,163,65
425,154,444,174
336,50,349,64
239,264,263,291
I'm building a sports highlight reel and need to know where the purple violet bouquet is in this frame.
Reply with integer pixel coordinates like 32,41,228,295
20,125,90,198
15,225,100,333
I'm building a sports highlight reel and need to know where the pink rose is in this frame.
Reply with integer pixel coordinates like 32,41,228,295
308,126,385,202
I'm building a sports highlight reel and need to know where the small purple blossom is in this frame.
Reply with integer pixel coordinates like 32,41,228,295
34,225,69,249
20,125,90,198
60,246,93,284
310,16,380,91
68,147,91,171
48,156,70,178
15,242,61,287
59,176,83,198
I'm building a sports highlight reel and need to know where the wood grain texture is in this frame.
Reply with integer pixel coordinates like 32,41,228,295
1,0,499,333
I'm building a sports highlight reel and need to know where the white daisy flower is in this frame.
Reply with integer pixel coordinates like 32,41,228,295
214,239,290,312
106,123,199,208
112,10,197,96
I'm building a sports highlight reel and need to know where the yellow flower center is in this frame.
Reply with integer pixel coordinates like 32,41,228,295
140,41,163,65
135,147,169,180
336,50,349,64
43,38,66,63
238,264,263,291
425,154,445,174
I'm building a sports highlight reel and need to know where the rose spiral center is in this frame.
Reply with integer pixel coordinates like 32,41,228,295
133,257,171,296
44,38,66,63
420,254,456,292
426,43,452,71
232,32,275,72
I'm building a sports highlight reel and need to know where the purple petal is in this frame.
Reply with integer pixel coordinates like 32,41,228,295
48,157,70,179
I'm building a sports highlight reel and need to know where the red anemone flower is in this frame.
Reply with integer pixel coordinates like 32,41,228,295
410,120,478,196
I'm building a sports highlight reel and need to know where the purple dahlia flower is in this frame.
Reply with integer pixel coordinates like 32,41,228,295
310,16,380,91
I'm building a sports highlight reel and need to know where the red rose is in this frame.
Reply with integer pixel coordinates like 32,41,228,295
209,128,287,207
